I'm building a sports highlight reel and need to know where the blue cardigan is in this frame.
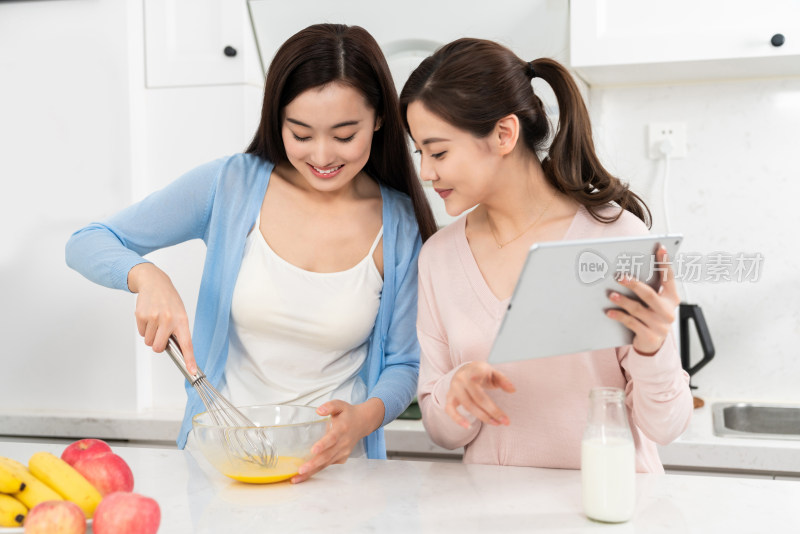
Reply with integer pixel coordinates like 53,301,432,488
65,154,422,457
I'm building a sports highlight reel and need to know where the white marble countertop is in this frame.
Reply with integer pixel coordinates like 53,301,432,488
3,398,800,475
1,439,798,534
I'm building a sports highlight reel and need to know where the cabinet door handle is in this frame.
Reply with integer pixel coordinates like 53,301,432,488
771,34,785,47
224,45,238,57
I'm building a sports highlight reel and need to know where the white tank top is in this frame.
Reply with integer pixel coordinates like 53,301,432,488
220,215,384,411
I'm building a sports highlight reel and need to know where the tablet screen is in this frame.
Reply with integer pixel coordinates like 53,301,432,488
488,234,683,364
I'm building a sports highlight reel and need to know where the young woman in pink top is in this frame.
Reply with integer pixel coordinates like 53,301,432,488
399,39,693,473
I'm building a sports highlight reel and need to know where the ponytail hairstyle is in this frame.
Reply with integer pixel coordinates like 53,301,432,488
399,38,651,227
247,23,437,241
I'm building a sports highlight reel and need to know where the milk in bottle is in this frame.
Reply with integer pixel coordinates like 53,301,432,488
581,387,636,523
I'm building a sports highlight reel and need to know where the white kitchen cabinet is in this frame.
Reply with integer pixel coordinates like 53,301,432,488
143,0,260,87
570,0,800,86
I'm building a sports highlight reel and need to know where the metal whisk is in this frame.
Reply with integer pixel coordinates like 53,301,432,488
165,337,277,468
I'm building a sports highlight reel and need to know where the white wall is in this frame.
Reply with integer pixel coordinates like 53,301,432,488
0,0,139,412
588,77,800,403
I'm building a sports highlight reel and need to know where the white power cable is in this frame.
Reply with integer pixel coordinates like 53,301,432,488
659,140,673,232
657,138,691,303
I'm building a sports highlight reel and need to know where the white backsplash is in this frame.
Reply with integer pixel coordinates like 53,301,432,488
587,77,800,403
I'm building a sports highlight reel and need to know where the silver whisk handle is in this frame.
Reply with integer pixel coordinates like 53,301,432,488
165,336,205,385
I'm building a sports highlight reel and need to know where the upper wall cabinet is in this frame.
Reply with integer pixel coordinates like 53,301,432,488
144,0,256,87
570,0,800,86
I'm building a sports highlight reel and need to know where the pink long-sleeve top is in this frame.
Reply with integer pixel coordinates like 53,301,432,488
416,204,693,473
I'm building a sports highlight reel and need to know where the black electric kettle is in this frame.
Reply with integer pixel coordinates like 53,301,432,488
678,303,715,380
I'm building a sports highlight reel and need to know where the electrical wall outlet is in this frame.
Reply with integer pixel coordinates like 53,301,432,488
648,122,687,159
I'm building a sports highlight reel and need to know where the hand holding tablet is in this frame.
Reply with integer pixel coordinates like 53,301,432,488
605,245,681,355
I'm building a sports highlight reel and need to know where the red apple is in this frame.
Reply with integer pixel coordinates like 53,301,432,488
61,439,113,466
24,500,86,534
92,492,160,534
72,452,134,496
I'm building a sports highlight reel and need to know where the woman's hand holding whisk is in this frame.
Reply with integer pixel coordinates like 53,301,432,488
291,398,385,484
128,262,197,374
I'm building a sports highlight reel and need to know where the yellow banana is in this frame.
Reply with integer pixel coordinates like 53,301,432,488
0,457,62,509
28,452,101,518
0,493,27,527
0,463,25,494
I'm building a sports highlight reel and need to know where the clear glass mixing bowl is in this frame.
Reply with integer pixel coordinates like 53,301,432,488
192,404,329,484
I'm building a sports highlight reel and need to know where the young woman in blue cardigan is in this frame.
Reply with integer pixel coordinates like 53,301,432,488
66,24,436,483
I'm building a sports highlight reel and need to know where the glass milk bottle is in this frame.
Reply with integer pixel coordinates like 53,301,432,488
581,387,636,523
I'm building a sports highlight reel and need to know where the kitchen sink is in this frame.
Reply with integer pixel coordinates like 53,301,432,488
712,402,800,440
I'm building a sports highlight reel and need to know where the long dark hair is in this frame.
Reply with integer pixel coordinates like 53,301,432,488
399,38,651,227
246,23,436,241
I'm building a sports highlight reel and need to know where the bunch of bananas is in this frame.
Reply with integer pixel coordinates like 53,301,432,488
0,452,102,527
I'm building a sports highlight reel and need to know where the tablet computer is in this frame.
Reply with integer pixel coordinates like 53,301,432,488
487,234,683,364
